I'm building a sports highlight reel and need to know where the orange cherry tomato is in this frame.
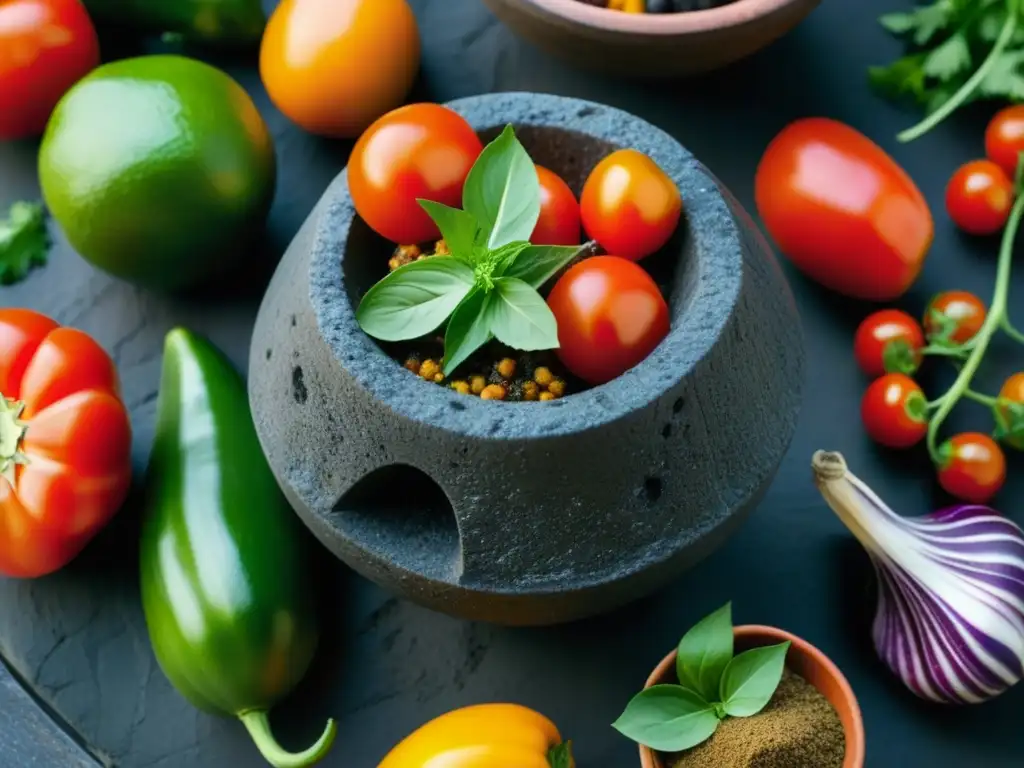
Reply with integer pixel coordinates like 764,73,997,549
0,0,100,140
260,0,420,139
860,373,928,449
580,149,681,261
985,105,1024,179
0,309,132,578
945,160,1014,236
547,255,670,385
755,118,934,301
348,103,483,244
854,309,925,378
937,432,1006,504
532,166,581,246
997,372,1024,451
923,290,986,346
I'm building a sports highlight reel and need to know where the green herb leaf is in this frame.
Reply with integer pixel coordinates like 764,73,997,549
356,257,474,342
879,12,918,36
547,741,574,768
979,50,1024,100
677,602,734,703
417,200,481,262
462,124,541,250
489,277,559,351
922,33,972,80
502,244,583,289
489,240,533,278
0,202,50,286
993,398,1024,444
719,641,791,718
611,685,719,753
442,287,495,376
868,54,930,103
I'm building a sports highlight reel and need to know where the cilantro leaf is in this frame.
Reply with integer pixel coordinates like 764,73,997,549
0,202,50,286
923,33,972,79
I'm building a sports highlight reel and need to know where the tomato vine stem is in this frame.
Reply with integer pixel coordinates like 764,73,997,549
1002,317,1024,345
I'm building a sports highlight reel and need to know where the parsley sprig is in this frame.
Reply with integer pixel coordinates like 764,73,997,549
0,202,51,286
871,0,1022,142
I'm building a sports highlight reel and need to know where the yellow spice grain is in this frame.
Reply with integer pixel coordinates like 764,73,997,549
534,366,553,388
419,359,440,380
403,358,420,374
497,357,517,379
451,380,471,395
481,384,507,401
547,379,566,397
539,391,555,401
470,375,487,395
522,381,540,401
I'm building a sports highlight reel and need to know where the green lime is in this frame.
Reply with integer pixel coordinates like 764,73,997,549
39,54,276,292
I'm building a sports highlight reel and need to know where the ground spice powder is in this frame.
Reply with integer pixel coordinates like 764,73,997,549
669,669,845,768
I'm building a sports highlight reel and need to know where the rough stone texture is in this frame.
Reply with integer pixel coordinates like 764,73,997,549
249,92,805,626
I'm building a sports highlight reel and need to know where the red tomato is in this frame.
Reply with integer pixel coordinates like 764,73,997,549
985,105,1024,179
937,432,1006,504
0,0,100,140
854,309,925,378
945,160,1014,236
348,104,483,244
580,149,681,262
860,373,928,449
997,372,1024,451
923,290,986,345
755,118,934,301
547,256,670,385
532,166,581,246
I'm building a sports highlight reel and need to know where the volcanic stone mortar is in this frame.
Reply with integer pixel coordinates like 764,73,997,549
249,93,804,626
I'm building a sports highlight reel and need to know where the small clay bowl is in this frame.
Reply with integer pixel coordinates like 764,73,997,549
480,0,822,78
639,625,865,768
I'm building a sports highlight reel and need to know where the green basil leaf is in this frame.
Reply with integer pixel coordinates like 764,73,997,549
489,277,559,351
501,244,583,289
611,684,719,753
417,200,480,262
443,287,494,376
677,602,734,703
462,124,541,250
489,240,533,277
720,641,790,718
547,741,573,768
356,257,474,342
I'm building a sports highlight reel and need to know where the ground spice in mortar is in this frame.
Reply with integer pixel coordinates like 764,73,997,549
669,669,845,768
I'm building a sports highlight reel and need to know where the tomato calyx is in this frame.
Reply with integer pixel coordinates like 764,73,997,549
925,307,967,347
994,397,1024,446
0,395,28,484
548,740,574,768
935,439,955,470
882,338,922,375
904,390,929,424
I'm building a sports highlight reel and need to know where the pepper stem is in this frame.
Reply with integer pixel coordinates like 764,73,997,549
0,396,29,485
238,710,336,768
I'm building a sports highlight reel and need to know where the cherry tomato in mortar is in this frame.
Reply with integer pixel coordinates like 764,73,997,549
580,149,681,262
923,290,986,346
755,118,934,301
854,309,925,378
945,160,1014,236
997,372,1024,451
348,103,483,244
937,432,1006,504
985,105,1024,179
860,373,928,449
532,166,581,246
547,255,670,386
0,0,100,140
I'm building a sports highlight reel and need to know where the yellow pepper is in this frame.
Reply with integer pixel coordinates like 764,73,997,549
378,703,574,768
608,0,646,12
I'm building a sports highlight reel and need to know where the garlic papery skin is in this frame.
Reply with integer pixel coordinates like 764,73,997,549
812,450,1024,705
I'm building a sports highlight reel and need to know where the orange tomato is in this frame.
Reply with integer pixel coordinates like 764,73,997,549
997,372,1024,450
260,0,420,139
0,309,132,578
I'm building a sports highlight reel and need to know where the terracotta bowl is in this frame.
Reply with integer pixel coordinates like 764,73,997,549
480,0,822,78
639,625,865,768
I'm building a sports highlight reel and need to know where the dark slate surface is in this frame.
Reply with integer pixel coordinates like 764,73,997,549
1,0,1023,766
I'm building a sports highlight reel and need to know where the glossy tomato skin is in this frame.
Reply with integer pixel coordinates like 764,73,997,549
260,0,419,139
937,432,1006,504
860,373,928,449
945,160,1014,236
923,290,986,345
0,309,132,578
348,104,483,244
580,149,681,261
997,372,1024,450
0,0,100,140
547,256,670,386
755,118,934,301
854,309,925,378
985,105,1024,178
532,166,581,246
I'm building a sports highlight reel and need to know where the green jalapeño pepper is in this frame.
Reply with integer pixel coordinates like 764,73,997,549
83,0,266,47
140,329,335,768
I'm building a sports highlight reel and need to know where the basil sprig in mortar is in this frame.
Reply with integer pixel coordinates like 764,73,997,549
356,125,583,376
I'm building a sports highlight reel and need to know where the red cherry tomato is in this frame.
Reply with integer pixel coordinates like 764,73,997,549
580,149,681,262
997,372,1024,451
531,166,581,246
0,0,100,141
860,373,928,449
937,432,1006,504
854,309,925,378
985,105,1024,179
923,290,986,345
348,104,483,244
547,255,670,385
945,160,1014,236
755,118,934,301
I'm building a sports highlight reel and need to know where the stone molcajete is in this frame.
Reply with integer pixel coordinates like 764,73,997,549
248,93,804,626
